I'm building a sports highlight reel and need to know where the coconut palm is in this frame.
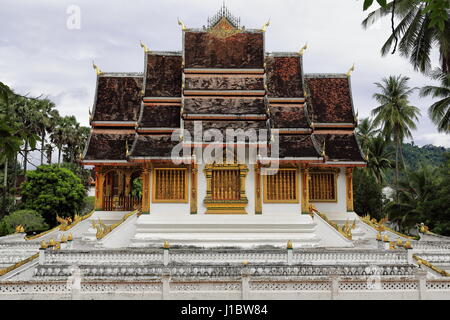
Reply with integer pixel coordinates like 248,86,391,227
362,0,450,73
385,164,437,232
356,117,379,154
366,135,393,185
420,68,450,133
371,75,420,200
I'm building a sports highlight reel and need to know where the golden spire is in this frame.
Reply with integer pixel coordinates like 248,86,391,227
346,63,355,77
287,240,293,249
321,140,326,157
92,61,103,75
140,41,150,53
261,19,270,32
298,43,308,56
177,17,187,30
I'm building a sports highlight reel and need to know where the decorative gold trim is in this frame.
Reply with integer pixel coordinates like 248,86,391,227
190,164,198,214
311,206,352,240
204,163,248,214
0,253,39,277
301,167,310,214
413,255,450,277
208,17,241,39
345,168,354,212
263,168,299,203
93,210,139,240
255,164,262,214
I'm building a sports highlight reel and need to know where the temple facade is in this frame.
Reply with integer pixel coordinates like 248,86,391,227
82,8,366,247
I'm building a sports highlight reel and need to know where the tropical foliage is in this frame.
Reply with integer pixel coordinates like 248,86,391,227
20,164,86,227
0,209,48,236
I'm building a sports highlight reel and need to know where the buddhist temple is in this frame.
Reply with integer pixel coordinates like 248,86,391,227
81,5,366,248
1,5,450,301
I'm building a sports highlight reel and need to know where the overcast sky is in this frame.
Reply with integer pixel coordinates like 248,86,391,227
1,0,449,165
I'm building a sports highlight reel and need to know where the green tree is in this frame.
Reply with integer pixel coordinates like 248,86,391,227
385,164,438,233
420,68,450,133
356,117,379,153
366,135,393,184
21,165,86,226
372,75,420,199
0,209,48,236
362,0,450,73
354,168,385,220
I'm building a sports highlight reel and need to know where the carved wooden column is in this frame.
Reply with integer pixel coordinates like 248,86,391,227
301,166,310,214
95,167,105,210
125,171,132,196
190,164,197,214
346,168,354,212
255,163,262,214
141,166,151,214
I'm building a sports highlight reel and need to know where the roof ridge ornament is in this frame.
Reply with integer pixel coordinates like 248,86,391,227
92,61,103,75
140,41,150,53
261,19,270,32
207,3,240,29
177,17,187,31
346,63,355,77
298,43,308,56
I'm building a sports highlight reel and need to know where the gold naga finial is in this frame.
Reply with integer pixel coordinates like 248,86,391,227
15,225,25,233
177,17,187,31
40,240,48,249
298,43,308,56
287,240,293,249
321,139,326,157
346,63,355,77
261,19,270,32
140,41,150,53
92,61,103,75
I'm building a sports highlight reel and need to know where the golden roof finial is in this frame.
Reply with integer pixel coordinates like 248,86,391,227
287,240,293,249
321,140,326,157
92,61,103,75
346,63,355,77
298,43,308,56
125,140,129,157
177,17,187,31
261,19,270,32
140,41,150,53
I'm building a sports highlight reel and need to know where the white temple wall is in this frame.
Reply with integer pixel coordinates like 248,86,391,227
311,168,347,215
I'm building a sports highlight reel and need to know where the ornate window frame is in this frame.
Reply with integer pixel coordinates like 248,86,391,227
152,167,188,203
309,168,339,202
204,163,249,214
263,168,299,203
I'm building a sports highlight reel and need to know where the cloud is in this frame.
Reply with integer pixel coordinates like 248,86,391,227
0,0,447,156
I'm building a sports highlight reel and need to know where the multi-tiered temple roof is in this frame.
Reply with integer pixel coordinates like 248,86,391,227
83,8,365,166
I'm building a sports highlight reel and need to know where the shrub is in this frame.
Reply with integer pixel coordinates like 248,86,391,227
0,209,48,235
21,165,86,227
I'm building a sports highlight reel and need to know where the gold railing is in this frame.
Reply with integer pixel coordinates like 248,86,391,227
360,214,419,240
92,210,140,240
310,207,353,240
413,255,450,277
0,253,39,277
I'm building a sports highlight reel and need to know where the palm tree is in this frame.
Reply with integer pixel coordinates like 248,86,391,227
356,117,379,154
372,75,420,200
385,165,437,232
420,68,450,133
362,0,450,73
36,99,59,165
366,136,393,185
